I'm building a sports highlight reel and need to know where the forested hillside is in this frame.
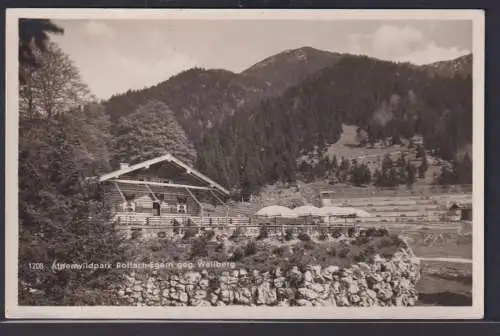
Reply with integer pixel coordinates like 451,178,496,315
241,46,343,94
421,53,472,78
104,68,271,145
196,54,472,195
102,48,472,196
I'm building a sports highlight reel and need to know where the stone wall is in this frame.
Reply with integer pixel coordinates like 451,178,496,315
117,246,421,307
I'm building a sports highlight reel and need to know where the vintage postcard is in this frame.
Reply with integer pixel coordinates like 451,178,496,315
5,9,484,319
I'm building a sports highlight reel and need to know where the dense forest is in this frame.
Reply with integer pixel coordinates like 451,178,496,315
195,54,473,196
102,47,472,197
104,67,271,145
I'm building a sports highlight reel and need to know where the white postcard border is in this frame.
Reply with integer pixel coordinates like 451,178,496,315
4,8,485,320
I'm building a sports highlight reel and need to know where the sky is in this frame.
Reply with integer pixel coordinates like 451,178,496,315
51,19,473,100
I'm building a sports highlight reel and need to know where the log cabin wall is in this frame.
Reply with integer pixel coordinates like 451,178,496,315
105,182,201,216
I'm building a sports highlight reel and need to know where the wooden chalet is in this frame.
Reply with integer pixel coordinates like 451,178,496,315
98,153,234,231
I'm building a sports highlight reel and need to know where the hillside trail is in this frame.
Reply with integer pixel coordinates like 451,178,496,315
417,257,472,264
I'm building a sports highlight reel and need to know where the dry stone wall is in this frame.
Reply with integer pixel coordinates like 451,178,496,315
118,247,421,307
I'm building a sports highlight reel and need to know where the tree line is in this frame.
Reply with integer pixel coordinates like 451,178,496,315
196,55,473,197
18,20,126,305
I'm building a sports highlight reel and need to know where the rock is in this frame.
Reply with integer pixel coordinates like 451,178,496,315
336,294,350,306
277,288,294,301
175,283,186,291
234,288,252,305
331,281,341,293
191,299,211,307
220,289,234,304
366,289,377,300
321,265,339,280
199,279,210,290
366,273,383,286
256,282,277,305
273,277,286,288
348,283,360,294
182,271,201,285
118,290,125,297
377,288,393,301
191,289,208,301
399,278,411,290
381,271,392,282
309,265,322,278
381,261,396,273
349,294,361,303
298,287,318,300
340,276,354,287
290,266,301,276
209,293,219,305
296,299,313,306
216,300,226,306
310,283,325,293
357,262,371,273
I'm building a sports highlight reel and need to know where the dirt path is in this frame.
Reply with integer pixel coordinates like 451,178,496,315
418,257,473,264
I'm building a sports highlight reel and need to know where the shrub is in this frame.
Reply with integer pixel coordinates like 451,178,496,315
272,246,286,257
318,232,329,241
190,237,209,259
183,220,199,240
256,225,269,240
376,228,389,237
230,247,245,262
378,234,402,248
183,227,197,240
353,236,370,246
303,241,315,250
284,228,295,241
331,228,343,238
148,241,162,252
172,219,181,234
298,232,311,242
230,226,244,241
347,227,356,238
203,229,215,241
353,252,366,263
338,247,350,258
131,229,142,239
363,245,377,260
328,247,337,257
364,227,378,237
215,242,225,252
244,241,258,256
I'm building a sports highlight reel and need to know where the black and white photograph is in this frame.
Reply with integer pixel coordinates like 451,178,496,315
5,9,484,319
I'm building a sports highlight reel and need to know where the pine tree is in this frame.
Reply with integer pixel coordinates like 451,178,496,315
382,154,394,171
113,100,197,167
418,154,429,178
405,162,417,186
19,117,125,305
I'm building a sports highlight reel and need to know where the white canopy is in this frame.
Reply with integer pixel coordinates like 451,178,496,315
255,205,298,218
292,205,323,217
319,206,357,217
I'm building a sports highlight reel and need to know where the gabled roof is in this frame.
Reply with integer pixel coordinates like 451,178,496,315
98,153,229,195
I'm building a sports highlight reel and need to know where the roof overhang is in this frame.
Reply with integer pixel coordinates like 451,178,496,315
98,153,229,195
